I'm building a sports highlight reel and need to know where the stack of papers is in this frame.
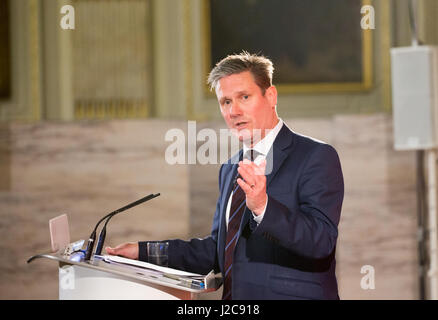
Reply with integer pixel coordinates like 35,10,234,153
100,255,213,289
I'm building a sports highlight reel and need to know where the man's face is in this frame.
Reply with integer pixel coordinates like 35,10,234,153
215,71,278,144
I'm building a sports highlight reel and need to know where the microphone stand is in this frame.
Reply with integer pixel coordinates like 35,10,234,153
84,193,160,261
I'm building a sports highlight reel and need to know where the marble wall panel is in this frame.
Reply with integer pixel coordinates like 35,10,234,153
0,115,420,299
0,119,189,299
333,114,418,299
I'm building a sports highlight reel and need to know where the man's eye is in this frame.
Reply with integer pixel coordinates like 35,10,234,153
243,95,249,100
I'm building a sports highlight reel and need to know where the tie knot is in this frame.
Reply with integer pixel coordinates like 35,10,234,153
244,149,259,162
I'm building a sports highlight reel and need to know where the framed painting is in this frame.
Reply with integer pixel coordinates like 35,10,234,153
203,0,373,94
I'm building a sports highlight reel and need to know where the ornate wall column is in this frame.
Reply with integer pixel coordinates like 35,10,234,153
41,0,74,121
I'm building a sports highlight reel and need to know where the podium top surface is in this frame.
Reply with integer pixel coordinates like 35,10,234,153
28,251,219,294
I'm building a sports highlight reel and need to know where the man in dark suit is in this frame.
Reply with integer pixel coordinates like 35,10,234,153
106,52,344,300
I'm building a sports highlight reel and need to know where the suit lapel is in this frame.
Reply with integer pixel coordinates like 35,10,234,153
238,124,295,235
266,123,294,187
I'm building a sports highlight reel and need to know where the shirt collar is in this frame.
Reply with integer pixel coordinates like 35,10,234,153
243,118,284,158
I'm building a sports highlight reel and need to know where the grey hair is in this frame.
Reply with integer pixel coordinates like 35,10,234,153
207,51,274,94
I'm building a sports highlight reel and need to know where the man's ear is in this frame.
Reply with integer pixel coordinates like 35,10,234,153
265,85,278,109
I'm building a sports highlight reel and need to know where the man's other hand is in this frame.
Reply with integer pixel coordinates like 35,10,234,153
105,242,139,260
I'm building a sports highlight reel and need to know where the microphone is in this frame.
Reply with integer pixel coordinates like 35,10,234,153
94,192,160,255
84,193,160,261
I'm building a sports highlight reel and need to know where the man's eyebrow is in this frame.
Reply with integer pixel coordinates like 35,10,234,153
219,91,249,104
219,97,229,105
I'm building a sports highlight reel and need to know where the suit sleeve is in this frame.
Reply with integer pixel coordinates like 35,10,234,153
253,144,344,259
139,165,224,275
165,194,221,275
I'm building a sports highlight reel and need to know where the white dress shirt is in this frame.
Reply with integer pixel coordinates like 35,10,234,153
225,119,284,229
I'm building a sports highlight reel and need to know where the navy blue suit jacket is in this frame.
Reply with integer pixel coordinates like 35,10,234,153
140,123,344,299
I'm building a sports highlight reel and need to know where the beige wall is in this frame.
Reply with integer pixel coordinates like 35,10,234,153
0,119,190,299
0,115,419,299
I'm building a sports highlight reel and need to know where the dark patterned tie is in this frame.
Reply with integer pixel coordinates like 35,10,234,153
222,149,256,300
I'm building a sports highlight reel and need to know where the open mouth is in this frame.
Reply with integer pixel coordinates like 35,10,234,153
235,121,248,129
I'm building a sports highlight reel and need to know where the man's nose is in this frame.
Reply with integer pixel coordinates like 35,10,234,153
230,101,242,117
